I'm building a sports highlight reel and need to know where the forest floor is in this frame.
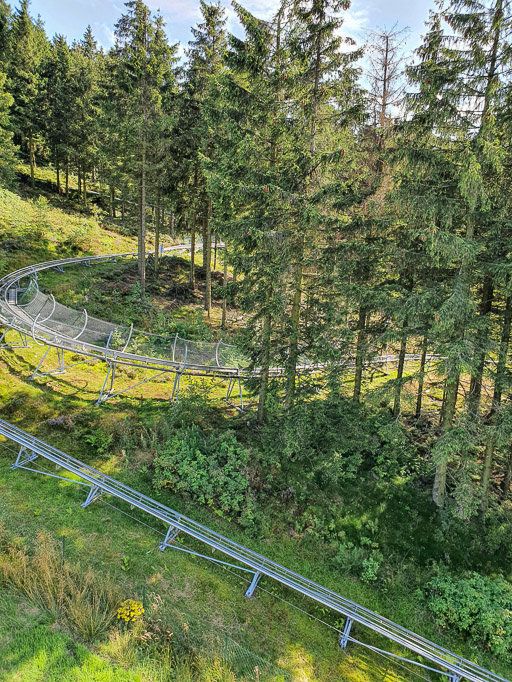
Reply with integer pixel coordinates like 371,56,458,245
0,168,511,681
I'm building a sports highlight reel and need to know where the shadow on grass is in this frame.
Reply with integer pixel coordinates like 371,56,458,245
0,623,137,682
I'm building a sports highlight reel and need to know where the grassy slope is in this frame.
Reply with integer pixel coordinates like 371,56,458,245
0,180,510,681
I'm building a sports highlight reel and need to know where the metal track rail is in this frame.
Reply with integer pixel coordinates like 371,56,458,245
0,248,442,382
0,418,506,682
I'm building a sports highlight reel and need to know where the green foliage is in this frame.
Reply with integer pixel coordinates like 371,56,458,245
426,572,512,660
153,426,253,517
262,396,412,493
334,537,384,584
84,429,113,456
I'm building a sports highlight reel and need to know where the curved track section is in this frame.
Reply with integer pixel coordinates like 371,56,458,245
0,246,260,380
0,246,437,395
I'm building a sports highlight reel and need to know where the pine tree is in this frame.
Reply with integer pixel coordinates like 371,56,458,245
400,0,512,509
7,0,48,183
113,0,175,297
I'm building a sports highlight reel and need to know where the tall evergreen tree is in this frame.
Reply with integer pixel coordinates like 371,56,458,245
0,69,15,184
399,0,512,510
7,0,47,183
186,0,227,317
113,0,176,297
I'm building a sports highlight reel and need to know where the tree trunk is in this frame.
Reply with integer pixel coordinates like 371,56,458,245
78,167,82,199
91,167,96,182
285,236,305,409
393,319,408,417
502,453,512,500
154,195,160,275
415,336,428,418
170,213,175,240
468,277,494,415
121,201,125,227
139,147,146,299
204,199,212,317
56,162,60,194
29,130,35,185
214,234,218,270
65,162,69,197
82,167,87,207
257,303,272,423
481,295,511,509
190,222,196,289
221,251,228,329
433,371,460,508
353,307,367,402
110,185,116,219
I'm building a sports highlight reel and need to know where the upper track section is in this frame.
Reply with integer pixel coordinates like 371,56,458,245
0,246,261,378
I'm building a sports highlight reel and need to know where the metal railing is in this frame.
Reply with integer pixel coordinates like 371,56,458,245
0,247,443,382
0,417,507,682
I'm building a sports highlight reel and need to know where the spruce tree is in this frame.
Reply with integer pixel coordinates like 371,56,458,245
0,69,15,184
400,0,512,509
186,0,227,317
113,0,175,297
7,0,47,183
282,0,364,407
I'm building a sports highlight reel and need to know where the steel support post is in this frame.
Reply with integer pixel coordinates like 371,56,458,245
31,345,51,378
97,362,114,405
81,485,103,508
0,328,28,348
245,571,262,598
11,446,38,469
159,525,180,550
171,372,181,404
339,617,353,649
238,376,244,410
448,673,462,682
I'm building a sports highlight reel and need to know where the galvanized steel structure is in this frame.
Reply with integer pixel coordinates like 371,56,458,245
0,246,440,406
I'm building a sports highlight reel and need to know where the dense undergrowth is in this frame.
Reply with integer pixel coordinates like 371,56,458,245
0,175,511,680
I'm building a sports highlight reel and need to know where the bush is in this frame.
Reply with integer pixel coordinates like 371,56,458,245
261,396,411,494
426,572,512,660
333,537,384,584
153,426,253,517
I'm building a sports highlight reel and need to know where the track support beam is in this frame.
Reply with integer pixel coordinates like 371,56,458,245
0,328,29,348
11,446,38,469
245,571,262,598
81,485,103,508
340,617,353,649
159,525,180,550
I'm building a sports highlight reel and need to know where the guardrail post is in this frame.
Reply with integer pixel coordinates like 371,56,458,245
159,525,180,551
448,674,461,682
245,571,261,598
81,485,103,508
339,618,353,649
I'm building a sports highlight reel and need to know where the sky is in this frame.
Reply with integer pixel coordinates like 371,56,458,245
27,0,437,58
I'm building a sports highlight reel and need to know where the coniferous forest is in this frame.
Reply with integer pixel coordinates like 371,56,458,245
1,0,512,680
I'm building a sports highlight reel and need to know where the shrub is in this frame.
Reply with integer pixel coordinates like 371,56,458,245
153,426,253,516
334,537,384,584
261,396,411,494
426,572,512,660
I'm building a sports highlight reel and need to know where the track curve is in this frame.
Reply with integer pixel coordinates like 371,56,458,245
0,245,435,396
